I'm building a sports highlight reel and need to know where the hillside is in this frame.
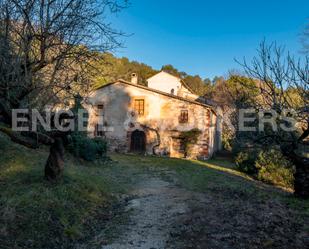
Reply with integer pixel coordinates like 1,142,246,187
91,53,212,96
1,131,309,248
0,132,127,248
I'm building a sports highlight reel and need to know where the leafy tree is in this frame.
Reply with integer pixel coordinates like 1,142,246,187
212,76,224,84
161,65,212,96
161,64,187,78
183,75,212,96
91,53,158,88
208,75,259,151
203,78,212,86
210,75,258,108
92,59,213,96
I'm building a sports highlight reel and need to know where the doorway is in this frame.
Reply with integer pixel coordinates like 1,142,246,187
130,130,146,153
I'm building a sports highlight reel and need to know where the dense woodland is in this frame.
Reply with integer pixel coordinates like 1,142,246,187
91,52,213,96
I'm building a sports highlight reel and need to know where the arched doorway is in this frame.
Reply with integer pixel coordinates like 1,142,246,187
130,130,146,153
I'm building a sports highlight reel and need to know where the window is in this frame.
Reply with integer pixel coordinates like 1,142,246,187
179,110,188,123
97,104,104,110
95,104,104,116
133,99,145,115
171,88,175,95
94,123,104,137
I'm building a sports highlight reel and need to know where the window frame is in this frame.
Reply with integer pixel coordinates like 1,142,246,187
95,103,104,116
179,109,189,123
94,123,104,137
133,98,145,116
97,104,104,110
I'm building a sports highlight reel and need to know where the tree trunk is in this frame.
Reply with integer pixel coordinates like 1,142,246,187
293,159,309,198
281,144,309,198
45,137,65,181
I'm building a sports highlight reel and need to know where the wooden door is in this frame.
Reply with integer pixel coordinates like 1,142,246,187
130,130,146,153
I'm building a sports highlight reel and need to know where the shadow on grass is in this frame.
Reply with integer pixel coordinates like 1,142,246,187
112,154,309,218
110,153,295,199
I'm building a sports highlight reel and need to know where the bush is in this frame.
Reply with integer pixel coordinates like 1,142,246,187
179,128,202,157
255,149,295,188
235,148,295,189
235,150,258,174
93,138,108,157
67,134,107,161
222,132,232,151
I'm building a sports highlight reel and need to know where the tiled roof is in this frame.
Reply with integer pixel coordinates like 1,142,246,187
95,79,216,114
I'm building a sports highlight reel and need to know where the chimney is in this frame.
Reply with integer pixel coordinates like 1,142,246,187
131,73,138,84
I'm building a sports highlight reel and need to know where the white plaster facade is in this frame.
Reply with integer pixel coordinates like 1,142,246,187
147,71,199,100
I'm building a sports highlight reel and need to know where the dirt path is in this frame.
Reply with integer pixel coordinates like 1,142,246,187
98,158,308,249
102,177,199,249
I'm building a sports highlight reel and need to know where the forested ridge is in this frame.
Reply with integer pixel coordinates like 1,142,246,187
91,52,213,96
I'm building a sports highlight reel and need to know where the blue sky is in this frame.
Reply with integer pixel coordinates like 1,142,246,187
110,0,309,79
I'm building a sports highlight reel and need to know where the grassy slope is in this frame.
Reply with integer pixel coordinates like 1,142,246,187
1,132,308,249
0,133,137,249
112,154,309,214
111,154,309,249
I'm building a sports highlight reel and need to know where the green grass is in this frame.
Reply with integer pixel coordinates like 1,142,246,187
0,133,135,249
1,133,308,249
111,153,272,192
110,154,309,216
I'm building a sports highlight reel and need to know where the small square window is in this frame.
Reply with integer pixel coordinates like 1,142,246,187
179,110,188,123
95,104,104,116
97,104,104,110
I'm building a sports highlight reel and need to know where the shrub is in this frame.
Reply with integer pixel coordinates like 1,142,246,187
179,128,202,157
93,138,107,157
67,134,107,161
235,150,258,174
255,149,295,188
221,132,233,151
231,140,244,157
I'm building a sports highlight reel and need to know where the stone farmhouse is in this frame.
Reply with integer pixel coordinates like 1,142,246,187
85,71,222,159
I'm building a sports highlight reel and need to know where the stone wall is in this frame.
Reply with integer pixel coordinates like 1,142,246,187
85,81,216,159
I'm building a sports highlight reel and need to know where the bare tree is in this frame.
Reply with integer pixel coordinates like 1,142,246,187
302,21,309,54
238,41,309,198
0,0,127,180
